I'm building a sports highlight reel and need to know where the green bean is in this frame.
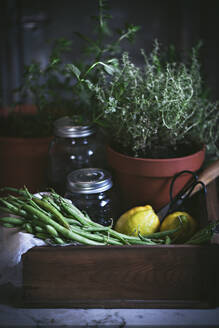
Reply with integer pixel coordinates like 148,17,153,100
34,225,45,233
0,187,26,196
0,188,167,246
5,186,41,209
83,226,158,245
23,186,33,198
53,236,66,245
6,199,27,211
0,216,25,225
0,199,28,217
32,197,70,230
5,197,38,220
141,227,181,239
7,196,30,210
7,194,51,220
24,222,33,234
35,232,50,240
25,217,48,233
42,195,61,211
58,197,93,226
65,218,83,226
29,199,53,217
33,220,58,237
107,227,154,243
45,195,82,226
13,187,54,218
70,225,123,245
2,223,16,228
84,226,113,232
185,237,209,245
52,192,93,222
7,195,27,204
185,220,219,244
45,224,59,237
21,203,106,245
165,236,172,244
0,205,12,213
59,196,159,244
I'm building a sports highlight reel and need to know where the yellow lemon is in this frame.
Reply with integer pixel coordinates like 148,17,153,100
160,211,198,243
115,205,160,236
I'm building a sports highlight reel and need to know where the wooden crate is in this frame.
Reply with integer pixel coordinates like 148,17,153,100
22,180,219,309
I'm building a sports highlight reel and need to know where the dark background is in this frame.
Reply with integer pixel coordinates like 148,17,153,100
0,0,219,106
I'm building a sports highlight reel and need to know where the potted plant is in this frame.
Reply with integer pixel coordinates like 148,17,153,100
73,40,219,211
0,0,140,194
0,38,75,193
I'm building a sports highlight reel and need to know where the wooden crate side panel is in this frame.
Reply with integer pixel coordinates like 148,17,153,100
22,245,218,307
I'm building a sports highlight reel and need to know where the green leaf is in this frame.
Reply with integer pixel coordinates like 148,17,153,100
101,62,115,75
66,64,81,80
50,58,61,66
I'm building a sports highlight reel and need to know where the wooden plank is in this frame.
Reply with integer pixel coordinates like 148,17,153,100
206,179,219,222
22,244,219,308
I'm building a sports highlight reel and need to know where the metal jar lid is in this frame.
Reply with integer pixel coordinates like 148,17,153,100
54,116,95,138
66,168,113,194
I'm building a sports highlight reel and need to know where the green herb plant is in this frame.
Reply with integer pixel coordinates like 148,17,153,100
77,40,219,158
0,0,140,137
67,0,140,120
76,0,140,62
17,38,73,115
0,38,74,138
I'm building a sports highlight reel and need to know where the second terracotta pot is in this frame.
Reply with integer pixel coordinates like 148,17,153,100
0,136,52,194
107,145,206,212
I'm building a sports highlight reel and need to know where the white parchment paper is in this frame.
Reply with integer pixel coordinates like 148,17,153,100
0,226,46,287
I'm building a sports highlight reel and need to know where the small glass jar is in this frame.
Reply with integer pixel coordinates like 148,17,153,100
48,117,106,195
64,168,120,226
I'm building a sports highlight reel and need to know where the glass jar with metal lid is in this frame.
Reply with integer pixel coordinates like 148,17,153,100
48,117,106,195
64,168,120,226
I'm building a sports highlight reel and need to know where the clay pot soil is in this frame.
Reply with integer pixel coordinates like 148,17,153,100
107,145,206,212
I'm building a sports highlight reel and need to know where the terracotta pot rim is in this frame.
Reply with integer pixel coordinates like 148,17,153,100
107,144,206,177
107,144,206,163
0,104,38,117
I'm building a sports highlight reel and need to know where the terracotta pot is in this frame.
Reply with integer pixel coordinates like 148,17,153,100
0,104,37,117
0,136,52,194
107,145,206,212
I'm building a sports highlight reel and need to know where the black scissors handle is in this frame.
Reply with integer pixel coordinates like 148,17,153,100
168,170,207,213
169,170,198,203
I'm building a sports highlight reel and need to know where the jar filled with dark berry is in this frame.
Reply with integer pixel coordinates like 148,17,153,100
48,117,106,195
64,168,120,226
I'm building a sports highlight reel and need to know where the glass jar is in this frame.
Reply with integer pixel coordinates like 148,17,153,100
48,117,106,195
64,168,120,226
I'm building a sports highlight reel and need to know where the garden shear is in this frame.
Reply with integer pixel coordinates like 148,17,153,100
157,159,219,223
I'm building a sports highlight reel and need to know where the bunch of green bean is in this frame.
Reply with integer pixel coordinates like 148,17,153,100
185,220,219,245
0,187,180,246
2,187,216,246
